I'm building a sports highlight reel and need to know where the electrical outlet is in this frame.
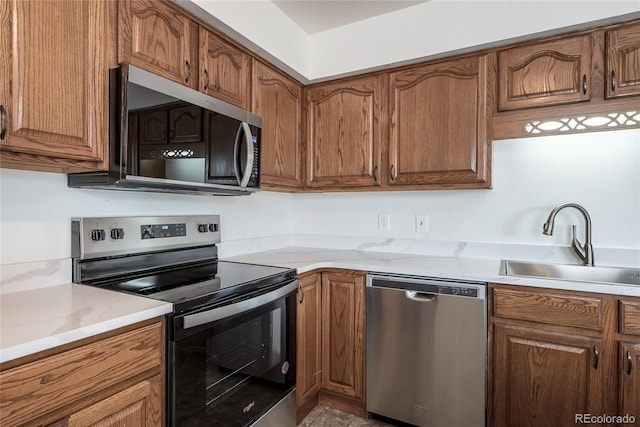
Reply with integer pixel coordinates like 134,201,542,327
378,213,391,231
415,214,428,232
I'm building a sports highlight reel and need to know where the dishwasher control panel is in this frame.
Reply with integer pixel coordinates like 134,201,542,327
367,273,486,299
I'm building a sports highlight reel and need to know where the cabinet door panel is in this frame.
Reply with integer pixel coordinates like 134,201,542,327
389,55,490,186
307,76,384,188
498,35,591,110
606,21,640,99
121,0,196,88
297,274,322,410
619,342,640,419
492,323,606,427
68,376,162,427
0,0,108,165
139,110,168,145
252,60,303,189
169,105,202,144
321,272,365,400
200,29,250,109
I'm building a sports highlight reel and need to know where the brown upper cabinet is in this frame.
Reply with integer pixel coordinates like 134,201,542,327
200,28,251,109
606,21,640,99
0,0,111,172
497,35,592,111
120,0,251,109
389,54,493,188
252,60,304,190
306,75,385,189
119,0,198,89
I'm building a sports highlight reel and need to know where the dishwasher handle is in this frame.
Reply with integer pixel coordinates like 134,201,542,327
406,291,437,302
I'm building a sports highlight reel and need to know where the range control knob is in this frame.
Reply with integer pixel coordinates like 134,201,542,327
90,229,106,241
197,224,209,233
208,223,218,232
110,228,125,240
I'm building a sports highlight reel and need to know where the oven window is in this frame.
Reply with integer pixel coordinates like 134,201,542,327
172,297,295,426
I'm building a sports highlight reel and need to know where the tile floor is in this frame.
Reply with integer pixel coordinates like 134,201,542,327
298,405,397,427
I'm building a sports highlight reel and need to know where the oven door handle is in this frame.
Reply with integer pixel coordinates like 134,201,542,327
182,280,298,329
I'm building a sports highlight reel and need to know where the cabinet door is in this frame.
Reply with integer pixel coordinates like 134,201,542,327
606,21,640,99
120,0,197,89
67,376,163,427
389,55,491,186
252,60,304,189
321,271,365,401
199,28,251,109
297,274,322,414
306,75,384,189
620,342,640,420
169,105,202,144
139,110,168,145
498,35,591,111
492,323,608,427
0,0,109,168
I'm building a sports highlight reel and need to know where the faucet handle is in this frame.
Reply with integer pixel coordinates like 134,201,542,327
571,225,587,262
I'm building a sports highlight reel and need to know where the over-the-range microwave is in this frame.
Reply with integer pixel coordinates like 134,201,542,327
68,64,261,196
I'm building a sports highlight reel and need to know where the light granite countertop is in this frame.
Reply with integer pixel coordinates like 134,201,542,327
3,247,638,365
224,247,640,297
0,284,172,364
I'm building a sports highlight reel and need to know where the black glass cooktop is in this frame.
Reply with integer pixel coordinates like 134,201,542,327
100,260,295,308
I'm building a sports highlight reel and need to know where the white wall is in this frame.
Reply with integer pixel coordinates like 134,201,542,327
292,129,640,251
191,0,640,81
0,170,294,265
0,129,638,287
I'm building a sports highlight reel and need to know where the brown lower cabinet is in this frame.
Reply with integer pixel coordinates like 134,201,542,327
490,284,640,427
296,270,366,422
0,318,165,426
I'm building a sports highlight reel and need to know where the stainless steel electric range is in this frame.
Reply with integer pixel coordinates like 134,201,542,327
71,215,297,427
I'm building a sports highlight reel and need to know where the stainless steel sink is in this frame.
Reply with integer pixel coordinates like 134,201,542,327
500,260,640,286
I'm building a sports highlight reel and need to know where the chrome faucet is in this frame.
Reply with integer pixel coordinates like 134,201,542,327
542,202,594,266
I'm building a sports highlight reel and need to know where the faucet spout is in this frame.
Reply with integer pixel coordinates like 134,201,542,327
542,202,594,266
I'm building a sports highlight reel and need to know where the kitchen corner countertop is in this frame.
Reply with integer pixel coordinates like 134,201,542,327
0,284,172,364
224,247,640,298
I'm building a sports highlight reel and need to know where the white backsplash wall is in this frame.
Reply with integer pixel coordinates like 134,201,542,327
1,128,639,292
292,129,640,265
0,169,294,265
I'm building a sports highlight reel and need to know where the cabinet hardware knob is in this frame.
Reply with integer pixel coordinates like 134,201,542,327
627,350,633,375
204,69,210,91
390,164,396,182
593,345,599,369
611,70,617,92
0,105,6,140
185,60,191,83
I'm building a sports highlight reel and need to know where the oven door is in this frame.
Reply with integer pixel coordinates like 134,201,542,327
169,280,297,427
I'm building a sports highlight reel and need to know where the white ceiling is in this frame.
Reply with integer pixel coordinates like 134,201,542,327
273,0,428,34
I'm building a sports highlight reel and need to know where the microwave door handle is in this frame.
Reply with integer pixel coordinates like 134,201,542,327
233,122,254,188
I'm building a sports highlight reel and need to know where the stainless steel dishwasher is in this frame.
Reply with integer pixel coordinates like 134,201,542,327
366,273,487,427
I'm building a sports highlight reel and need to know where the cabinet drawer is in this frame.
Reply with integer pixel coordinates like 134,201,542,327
0,321,163,425
620,300,640,335
493,287,604,330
